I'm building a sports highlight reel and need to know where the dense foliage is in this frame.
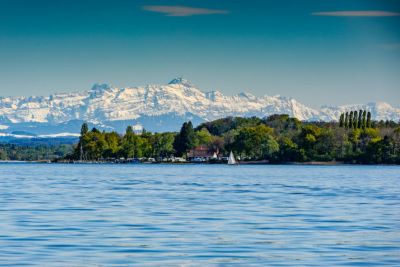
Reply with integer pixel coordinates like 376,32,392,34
65,115,400,164
68,124,176,160
0,144,73,161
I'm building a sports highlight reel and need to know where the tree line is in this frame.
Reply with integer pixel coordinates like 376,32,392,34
338,110,372,129
64,114,400,164
0,144,72,161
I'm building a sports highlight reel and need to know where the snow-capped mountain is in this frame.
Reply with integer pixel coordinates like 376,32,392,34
321,102,400,122
0,78,399,134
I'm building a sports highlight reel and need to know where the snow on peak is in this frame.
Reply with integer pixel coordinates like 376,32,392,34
319,101,400,121
0,78,398,130
205,90,224,101
374,102,393,110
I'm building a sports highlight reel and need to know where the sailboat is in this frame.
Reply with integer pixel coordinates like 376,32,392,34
227,151,237,165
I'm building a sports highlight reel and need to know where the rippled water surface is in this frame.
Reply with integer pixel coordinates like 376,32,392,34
0,163,399,266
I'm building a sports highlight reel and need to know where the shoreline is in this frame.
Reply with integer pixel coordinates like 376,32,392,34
0,160,398,166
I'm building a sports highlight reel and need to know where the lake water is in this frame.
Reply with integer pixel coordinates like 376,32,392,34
0,163,399,266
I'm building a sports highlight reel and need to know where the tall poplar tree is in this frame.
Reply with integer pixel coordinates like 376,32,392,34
367,112,372,128
344,112,349,128
349,111,353,129
358,110,362,129
353,110,358,129
339,113,344,127
362,110,367,129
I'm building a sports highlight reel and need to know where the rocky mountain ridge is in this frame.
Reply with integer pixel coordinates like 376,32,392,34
0,78,398,134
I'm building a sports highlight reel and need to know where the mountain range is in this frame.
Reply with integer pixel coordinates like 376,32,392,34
0,78,399,137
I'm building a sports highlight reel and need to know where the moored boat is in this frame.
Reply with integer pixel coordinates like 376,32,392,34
228,151,238,165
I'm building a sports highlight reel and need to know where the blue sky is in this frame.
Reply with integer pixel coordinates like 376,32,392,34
0,0,399,107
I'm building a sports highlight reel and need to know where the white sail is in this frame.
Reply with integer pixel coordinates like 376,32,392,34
228,151,236,165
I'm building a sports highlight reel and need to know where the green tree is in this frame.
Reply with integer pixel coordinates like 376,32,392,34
80,123,89,136
265,114,300,132
367,112,372,128
232,125,278,159
104,132,121,157
344,112,349,128
349,111,353,129
357,110,362,129
121,127,137,158
173,121,195,156
362,110,367,129
126,125,134,135
353,110,358,129
297,125,323,160
0,148,7,160
364,135,394,164
339,113,344,128
80,129,108,160
275,137,304,162
152,133,175,158
195,128,213,146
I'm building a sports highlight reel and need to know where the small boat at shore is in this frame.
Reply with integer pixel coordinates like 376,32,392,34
228,151,238,165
